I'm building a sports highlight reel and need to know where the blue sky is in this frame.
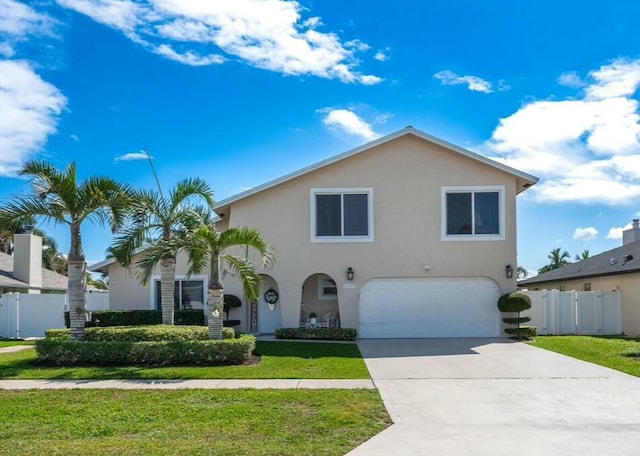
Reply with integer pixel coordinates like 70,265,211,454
1,0,640,276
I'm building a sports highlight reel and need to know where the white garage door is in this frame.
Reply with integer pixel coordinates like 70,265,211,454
359,278,500,338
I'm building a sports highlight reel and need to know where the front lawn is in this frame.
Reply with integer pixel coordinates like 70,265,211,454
0,341,370,380
528,335,640,377
0,389,390,456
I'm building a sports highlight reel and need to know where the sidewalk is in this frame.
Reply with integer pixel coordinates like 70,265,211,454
0,379,375,389
0,345,33,354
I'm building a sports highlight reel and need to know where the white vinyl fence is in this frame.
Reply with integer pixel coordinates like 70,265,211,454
521,290,622,335
0,292,109,339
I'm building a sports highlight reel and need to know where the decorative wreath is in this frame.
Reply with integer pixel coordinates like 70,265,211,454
264,288,279,304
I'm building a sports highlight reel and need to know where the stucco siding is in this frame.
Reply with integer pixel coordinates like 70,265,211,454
222,134,520,330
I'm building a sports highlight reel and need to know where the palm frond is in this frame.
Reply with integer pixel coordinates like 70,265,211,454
223,254,263,302
220,227,274,269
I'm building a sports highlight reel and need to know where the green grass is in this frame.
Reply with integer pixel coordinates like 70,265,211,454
0,341,370,380
528,335,640,377
0,389,391,455
0,340,35,348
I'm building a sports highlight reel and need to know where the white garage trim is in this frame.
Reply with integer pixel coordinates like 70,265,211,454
359,277,500,338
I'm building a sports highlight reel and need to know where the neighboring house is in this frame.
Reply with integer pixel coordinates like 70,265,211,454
0,233,68,293
91,127,538,338
519,219,640,336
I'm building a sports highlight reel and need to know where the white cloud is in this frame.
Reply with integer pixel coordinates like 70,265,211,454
606,221,633,240
573,226,598,241
114,151,150,162
434,70,494,93
0,0,55,39
319,108,379,141
57,0,380,84
558,71,585,88
69,134,79,141
374,51,388,62
0,60,67,176
484,58,640,205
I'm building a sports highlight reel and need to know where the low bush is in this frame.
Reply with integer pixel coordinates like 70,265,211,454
504,326,537,339
45,325,235,341
275,327,357,341
64,310,206,328
35,334,255,366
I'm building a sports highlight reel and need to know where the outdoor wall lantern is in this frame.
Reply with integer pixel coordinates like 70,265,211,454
346,267,354,281
505,264,514,279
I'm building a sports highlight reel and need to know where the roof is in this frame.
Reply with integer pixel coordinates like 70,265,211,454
0,251,69,291
213,126,539,217
519,240,640,286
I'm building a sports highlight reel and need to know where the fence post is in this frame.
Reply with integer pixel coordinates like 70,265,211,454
15,292,20,339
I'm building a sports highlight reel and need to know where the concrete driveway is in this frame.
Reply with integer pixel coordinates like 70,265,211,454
348,338,640,456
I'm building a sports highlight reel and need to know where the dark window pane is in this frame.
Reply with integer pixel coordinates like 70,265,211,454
344,193,369,236
181,281,204,310
474,192,499,234
154,280,180,310
446,193,472,235
316,194,341,236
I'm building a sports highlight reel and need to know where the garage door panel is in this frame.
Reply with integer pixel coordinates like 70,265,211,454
359,278,500,338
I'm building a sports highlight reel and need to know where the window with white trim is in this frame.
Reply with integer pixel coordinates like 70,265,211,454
442,186,505,240
154,279,204,310
311,188,373,242
317,276,338,300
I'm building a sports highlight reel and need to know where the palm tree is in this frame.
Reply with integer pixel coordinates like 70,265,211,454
517,266,528,280
108,178,214,325
0,161,130,341
538,247,571,274
575,249,590,261
186,222,273,339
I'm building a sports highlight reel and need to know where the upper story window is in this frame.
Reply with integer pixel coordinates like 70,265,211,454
311,188,374,242
441,186,505,241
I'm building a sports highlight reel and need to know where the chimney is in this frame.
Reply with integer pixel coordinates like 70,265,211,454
13,233,43,294
623,219,640,245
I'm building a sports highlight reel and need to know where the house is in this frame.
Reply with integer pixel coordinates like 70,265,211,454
91,127,538,338
519,219,640,335
0,233,68,293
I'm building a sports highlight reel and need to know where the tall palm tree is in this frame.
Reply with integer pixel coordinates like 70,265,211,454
187,222,273,339
538,247,571,274
108,178,214,325
0,161,130,341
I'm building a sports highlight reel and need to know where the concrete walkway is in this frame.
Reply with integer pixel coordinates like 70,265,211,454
0,345,33,354
348,338,640,456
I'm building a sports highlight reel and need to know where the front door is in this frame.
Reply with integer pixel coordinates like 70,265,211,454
258,276,282,333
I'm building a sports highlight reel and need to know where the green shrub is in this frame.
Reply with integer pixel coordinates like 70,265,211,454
504,326,537,339
502,316,531,325
65,310,207,327
35,334,256,366
46,325,235,341
275,327,357,341
497,293,532,313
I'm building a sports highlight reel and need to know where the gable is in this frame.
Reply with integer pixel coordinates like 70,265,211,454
214,127,537,218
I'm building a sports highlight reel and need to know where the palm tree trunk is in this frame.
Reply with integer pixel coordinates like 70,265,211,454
160,257,175,325
68,259,87,341
208,288,224,340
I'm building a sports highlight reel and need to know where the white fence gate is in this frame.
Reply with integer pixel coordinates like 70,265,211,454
522,290,622,335
0,292,109,339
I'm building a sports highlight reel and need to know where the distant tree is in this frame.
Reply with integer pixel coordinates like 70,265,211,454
575,249,590,261
517,266,528,280
538,248,571,274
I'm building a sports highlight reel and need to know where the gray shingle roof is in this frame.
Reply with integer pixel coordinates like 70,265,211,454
0,251,68,291
519,240,640,285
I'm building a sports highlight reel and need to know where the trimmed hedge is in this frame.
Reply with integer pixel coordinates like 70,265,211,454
497,293,532,313
45,325,235,341
504,326,537,339
35,334,256,366
502,316,531,325
64,310,206,328
275,327,357,341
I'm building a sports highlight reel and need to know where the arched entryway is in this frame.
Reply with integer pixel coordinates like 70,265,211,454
257,275,282,333
300,273,340,328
